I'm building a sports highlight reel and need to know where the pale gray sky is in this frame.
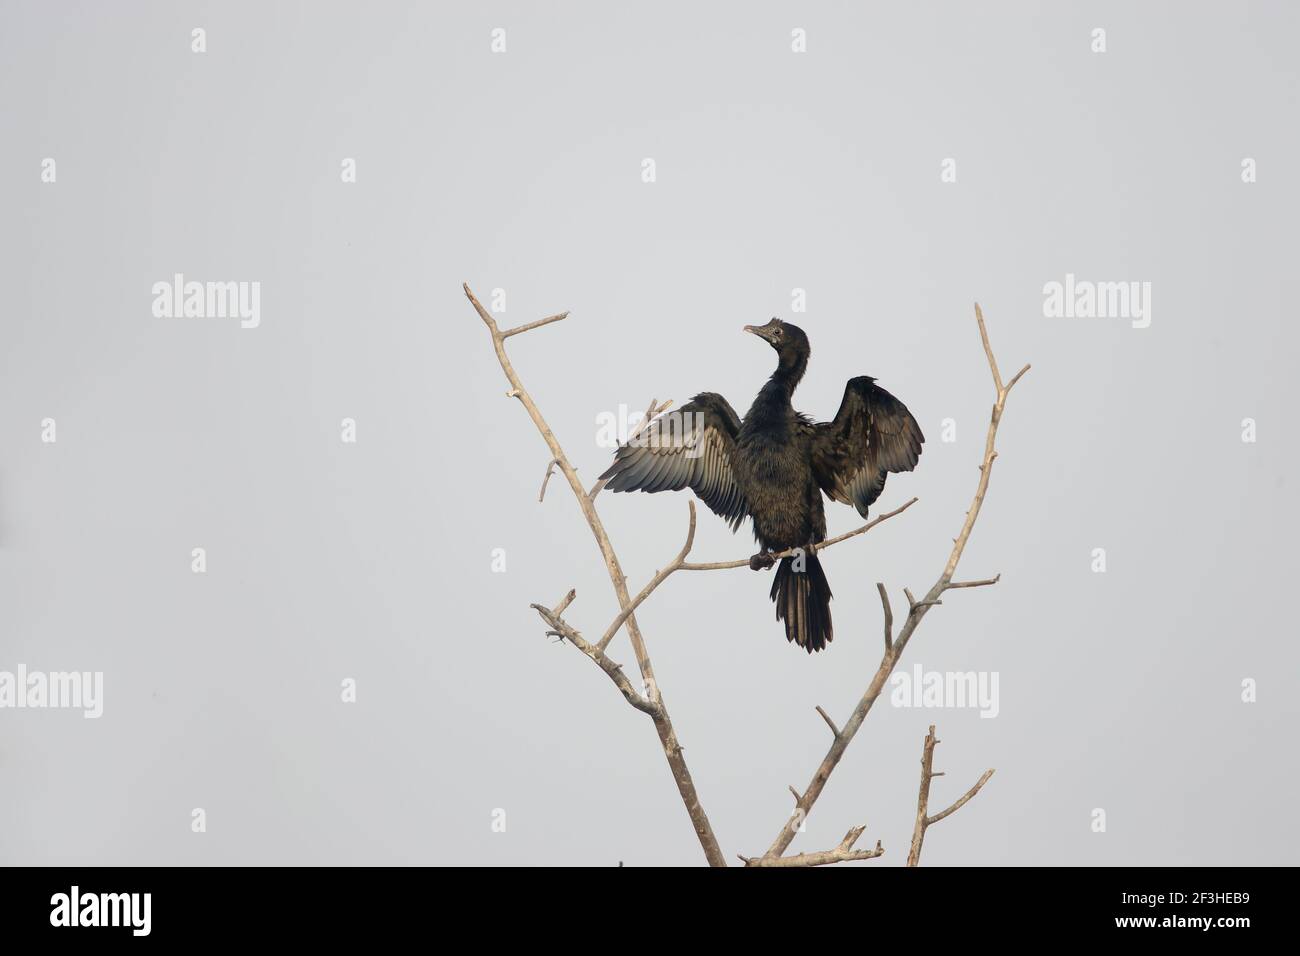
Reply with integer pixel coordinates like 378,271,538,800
1,0,1296,865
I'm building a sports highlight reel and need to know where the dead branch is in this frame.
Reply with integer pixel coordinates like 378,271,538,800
537,459,559,503
596,496,915,651
501,312,569,338
815,706,840,738
907,725,995,866
877,583,894,652
751,303,1027,863
596,501,697,651
553,588,576,617
678,497,917,572
946,575,1001,589
741,826,883,867
465,284,726,867
927,771,996,825
531,601,661,717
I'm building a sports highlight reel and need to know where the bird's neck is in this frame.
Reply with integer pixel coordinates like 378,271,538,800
772,349,808,393
756,351,807,409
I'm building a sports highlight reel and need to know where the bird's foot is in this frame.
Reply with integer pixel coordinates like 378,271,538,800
748,551,776,571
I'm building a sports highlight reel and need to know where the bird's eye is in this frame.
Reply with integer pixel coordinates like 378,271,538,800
772,327,783,338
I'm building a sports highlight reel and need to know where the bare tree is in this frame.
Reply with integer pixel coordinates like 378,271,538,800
465,285,1028,866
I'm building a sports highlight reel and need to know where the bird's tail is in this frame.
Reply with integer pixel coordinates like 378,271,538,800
770,552,834,652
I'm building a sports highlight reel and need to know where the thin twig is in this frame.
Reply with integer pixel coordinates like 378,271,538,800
927,769,996,826
877,583,894,652
501,312,569,338
538,459,559,503
815,706,840,738
597,501,696,651
945,575,1001,589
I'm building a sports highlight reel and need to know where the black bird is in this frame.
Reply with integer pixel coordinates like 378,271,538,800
598,318,923,652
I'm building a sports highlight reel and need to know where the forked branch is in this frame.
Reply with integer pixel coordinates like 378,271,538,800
465,283,725,867
530,598,661,717
907,725,995,866
740,826,883,868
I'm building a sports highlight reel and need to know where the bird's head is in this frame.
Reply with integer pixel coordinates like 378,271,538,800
744,318,809,362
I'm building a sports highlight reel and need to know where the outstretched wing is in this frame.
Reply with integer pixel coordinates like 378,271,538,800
598,392,749,531
811,376,924,517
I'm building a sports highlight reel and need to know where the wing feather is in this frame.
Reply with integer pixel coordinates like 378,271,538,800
598,392,748,530
811,376,924,517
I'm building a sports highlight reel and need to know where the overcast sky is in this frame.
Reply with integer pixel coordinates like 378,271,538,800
2,0,1296,865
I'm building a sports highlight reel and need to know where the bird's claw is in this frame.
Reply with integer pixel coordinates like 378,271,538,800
748,551,776,571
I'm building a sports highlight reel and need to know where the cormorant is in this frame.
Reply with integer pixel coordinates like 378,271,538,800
598,319,923,652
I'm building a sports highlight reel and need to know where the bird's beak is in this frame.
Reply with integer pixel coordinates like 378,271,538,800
743,324,762,337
